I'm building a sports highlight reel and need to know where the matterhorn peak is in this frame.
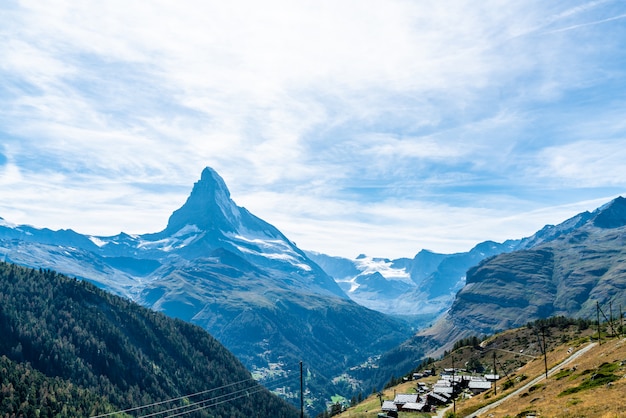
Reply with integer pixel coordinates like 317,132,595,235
198,167,231,197
162,167,241,235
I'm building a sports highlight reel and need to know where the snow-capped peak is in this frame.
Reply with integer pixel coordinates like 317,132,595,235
353,254,411,283
161,167,241,235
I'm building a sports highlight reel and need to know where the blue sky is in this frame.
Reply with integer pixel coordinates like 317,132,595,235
1,0,626,259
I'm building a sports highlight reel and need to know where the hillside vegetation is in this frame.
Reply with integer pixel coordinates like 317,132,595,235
0,261,299,417
336,317,626,417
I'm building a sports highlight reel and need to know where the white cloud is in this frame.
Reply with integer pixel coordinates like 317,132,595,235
536,139,626,187
1,0,626,257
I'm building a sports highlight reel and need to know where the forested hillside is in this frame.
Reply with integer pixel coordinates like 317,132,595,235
0,355,117,416
0,261,299,417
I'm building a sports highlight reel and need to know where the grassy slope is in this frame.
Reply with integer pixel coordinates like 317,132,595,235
458,338,626,418
337,323,626,418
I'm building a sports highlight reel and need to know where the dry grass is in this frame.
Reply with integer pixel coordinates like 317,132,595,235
457,338,626,418
337,325,626,418
457,339,626,418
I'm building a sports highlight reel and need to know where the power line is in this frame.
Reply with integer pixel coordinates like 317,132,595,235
90,377,256,418
92,370,300,418
154,386,270,418
138,384,260,418
137,374,298,418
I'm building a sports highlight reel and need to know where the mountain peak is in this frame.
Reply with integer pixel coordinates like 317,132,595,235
199,167,230,195
593,196,626,229
163,167,240,234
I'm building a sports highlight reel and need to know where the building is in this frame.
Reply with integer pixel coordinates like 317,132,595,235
468,380,492,394
381,400,397,413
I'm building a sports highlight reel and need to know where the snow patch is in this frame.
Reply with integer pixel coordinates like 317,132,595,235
0,218,17,229
138,224,203,252
226,231,312,271
172,224,202,237
353,255,411,283
89,236,108,247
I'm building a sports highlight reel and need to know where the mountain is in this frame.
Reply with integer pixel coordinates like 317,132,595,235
0,261,299,417
307,198,608,329
381,196,626,374
0,167,410,414
306,240,518,326
445,197,626,333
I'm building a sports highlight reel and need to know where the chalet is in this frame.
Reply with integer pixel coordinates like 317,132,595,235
393,393,418,407
468,380,492,394
427,392,449,406
440,374,463,384
401,401,428,412
381,400,397,413
433,383,454,396
416,382,429,393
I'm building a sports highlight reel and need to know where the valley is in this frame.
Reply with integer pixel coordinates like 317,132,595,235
1,168,626,416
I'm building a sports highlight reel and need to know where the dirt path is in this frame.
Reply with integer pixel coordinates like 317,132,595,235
436,404,453,418
464,342,597,418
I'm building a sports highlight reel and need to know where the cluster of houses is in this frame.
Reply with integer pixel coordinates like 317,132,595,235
379,369,499,417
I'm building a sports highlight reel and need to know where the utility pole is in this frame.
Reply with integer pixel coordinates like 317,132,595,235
597,301,602,345
451,354,456,415
300,361,304,418
541,327,548,380
493,351,497,396
610,301,614,337
619,305,624,337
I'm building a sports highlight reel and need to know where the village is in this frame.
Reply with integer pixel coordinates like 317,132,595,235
377,368,499,417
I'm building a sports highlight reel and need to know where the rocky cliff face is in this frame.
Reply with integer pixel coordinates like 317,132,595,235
376,196,626,369
424,196,626,351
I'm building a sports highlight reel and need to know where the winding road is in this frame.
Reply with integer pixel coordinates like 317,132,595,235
464,342,597,417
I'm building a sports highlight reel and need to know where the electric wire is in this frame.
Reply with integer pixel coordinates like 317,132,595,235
159,385,269,418
139,382,266,418
91,367,300,418
89,377,255,418
137,373,299,418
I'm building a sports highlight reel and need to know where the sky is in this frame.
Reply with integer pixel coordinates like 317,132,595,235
1,0,626,259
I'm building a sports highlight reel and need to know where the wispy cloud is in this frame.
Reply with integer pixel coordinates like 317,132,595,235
1,0,625,257
536,139,626,187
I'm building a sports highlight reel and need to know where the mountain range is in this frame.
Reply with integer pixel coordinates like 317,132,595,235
372,196,626,378
305,241,516,325
2,166,626,414
430,197,626,342
303,203,596,324
0,167,410,414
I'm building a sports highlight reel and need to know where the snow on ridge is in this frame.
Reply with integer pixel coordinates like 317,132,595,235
0,218,18,229
354,255,411,283
171,224,201,237
227,231,298,256
88,236,107,247
227,231,312,271
137,224,203,252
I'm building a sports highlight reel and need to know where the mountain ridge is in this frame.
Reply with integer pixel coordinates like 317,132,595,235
0,167,410,414
381,196,626,370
